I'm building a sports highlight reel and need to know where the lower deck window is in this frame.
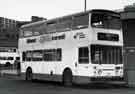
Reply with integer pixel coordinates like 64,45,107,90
0,57,14,60
22,48,62,62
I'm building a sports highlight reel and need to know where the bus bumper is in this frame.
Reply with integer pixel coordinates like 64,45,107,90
90,76,124,81
73,76,124,84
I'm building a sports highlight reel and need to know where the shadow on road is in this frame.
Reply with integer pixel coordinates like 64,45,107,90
1,75,128,90
31,79,128,90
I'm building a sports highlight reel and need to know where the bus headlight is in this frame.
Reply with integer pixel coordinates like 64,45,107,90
97,69,102,75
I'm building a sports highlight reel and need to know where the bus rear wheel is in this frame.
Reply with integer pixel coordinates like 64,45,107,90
26,68,33,81
63,69,72,86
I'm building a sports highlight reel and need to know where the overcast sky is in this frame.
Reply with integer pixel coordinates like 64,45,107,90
0,0,134,21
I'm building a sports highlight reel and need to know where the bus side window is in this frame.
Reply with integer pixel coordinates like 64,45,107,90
57,48,62,61
7,57,14,60
16,57,20,61
22,52,26,61
32,23,45,35
13,49,16,52
72,13,89,30
57,17,72,32
46,21,57,33
32,50,43,61
78,47,89,64
19,29,24,37
26,51,33,61
43,49,62,61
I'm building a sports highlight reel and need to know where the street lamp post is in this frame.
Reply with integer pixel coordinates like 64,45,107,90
84,0,87,12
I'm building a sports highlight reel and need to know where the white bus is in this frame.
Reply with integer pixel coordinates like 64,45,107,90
19,9,123,85
0,47,20,66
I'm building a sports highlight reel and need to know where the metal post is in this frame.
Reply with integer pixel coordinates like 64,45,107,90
84,0,87,12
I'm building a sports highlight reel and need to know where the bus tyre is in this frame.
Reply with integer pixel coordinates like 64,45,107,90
26,68,33,81
63,69,72,87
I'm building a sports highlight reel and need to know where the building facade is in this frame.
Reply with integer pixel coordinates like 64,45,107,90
0,17,19,48
121,4,135,87
0,17,30,48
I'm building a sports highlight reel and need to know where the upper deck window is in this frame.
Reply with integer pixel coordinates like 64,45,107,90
24,30,33,37
20,23,46,37
91,13,121,30
57,17,72,32
46,21,57,33
20,27,33,37
32,23,46,35
72,13,89,30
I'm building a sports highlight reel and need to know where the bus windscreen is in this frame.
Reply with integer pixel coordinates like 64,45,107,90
91,13,121,30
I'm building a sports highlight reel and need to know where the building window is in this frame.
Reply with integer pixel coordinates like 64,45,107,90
6,34,10,39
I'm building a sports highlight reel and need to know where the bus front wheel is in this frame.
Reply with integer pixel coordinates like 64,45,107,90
26,68,33,81
63,69,73,86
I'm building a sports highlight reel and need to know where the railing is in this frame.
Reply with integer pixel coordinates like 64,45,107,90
0,61,20,76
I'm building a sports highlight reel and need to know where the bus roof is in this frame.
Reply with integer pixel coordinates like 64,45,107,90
21,9,120,28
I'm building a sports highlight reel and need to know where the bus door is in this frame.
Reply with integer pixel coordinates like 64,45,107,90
75,47,90,76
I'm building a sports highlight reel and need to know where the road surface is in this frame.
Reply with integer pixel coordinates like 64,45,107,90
0,76,134,94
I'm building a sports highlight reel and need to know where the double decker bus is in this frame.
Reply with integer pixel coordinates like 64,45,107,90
19,9,123,85
0,47,20,66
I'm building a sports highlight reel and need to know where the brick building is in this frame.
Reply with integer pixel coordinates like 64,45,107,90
0,17,30,48
0,16,46,48
0,17,19,48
